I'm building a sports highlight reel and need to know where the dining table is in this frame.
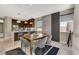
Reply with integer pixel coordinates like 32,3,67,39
22,32,49,55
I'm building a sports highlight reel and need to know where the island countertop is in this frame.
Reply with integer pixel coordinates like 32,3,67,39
13,30,36,41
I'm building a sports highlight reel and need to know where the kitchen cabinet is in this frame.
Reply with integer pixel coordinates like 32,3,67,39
12,18,35,31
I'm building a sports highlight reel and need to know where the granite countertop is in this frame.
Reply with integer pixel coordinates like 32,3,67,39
13,30,31,32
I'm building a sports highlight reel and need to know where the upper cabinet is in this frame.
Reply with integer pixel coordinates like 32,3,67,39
12,18,35,31
24,18,35,28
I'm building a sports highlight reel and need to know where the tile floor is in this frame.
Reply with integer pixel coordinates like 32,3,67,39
0,38,72,55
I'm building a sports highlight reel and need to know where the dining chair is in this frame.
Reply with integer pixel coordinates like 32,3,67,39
33,34,52,55
33,36,48,54
38,37,48,48
46,35,52,44
20,37,30,53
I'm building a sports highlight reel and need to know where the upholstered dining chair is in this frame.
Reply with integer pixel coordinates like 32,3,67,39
33,34,52,54
46,35,52,44
33,36,48,54
20,37,30,53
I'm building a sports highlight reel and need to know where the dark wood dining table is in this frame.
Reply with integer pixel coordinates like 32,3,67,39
22,32,49,55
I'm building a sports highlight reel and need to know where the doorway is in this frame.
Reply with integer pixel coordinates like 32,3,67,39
60,8,74,46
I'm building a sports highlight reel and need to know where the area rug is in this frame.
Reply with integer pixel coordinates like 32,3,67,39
35,45,52,55
46,47,59,55
5,48,26,55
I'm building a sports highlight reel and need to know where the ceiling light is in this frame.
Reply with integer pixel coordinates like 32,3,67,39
17,20,21,23
30,22,33,24
13,25,16,27
24,21,28,24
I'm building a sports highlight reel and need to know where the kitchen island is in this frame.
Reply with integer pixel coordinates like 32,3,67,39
13,31,36,41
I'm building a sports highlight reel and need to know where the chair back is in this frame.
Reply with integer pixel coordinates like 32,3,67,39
20,37,29,47
47,35,52,44
36,36,48,48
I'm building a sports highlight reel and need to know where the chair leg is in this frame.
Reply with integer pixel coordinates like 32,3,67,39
25,47,26,52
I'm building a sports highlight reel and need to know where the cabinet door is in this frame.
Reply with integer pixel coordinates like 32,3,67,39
51,12,60,42
14,32,19,41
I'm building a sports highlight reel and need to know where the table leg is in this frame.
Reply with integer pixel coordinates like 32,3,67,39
30,41,32,55
21,41,22,48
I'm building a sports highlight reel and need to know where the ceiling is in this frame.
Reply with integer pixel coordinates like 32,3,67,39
0,4,74,20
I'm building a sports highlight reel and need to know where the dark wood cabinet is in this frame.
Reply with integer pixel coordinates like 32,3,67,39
12,18,35,41
24,18,35,28
12,18,35,31
14,32,28,41
14,32,19,41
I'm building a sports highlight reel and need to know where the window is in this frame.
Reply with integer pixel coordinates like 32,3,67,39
36,20,43,32
37,20,43,28
60,14,73,32
0,19,4,33
60,22,67,27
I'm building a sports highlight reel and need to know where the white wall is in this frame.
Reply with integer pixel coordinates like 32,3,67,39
72,5,79,54
42,15,51,35
4,16,12,39
35,15,51,35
